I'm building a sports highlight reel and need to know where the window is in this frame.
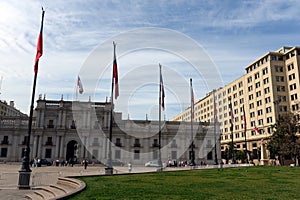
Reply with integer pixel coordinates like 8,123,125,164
277,86,285,92
258,109,263,116
249,94,254,100
254,72,260,79
134,139,141,147
239,90,243,96
267,117,272,123
266,107,272,113
233,85,237,91
291,94,298,101
249,103,254,109
256,91,261,97
258,119,263,125
265,97,271,104
247,76,252,83
46,137,53,145
45,149,52,158
250,112,255,118
275,66,284,72
207,151,213,160
248,86,253,91
239,98,244,104
289,73,296,80
238,82,243,88
0,148,8,157
290,83,297,91
262,67,268,75
255,82,261,88
1,136,9,145
276,76,284,82
264,87,270,94
134,150,140,160
263,78,269,84
287,63,294,71
153,139,159,147
48,120,54,128
116,138,122,147
257,100,262,107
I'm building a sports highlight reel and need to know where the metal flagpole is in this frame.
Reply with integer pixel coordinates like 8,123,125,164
158,64,163,171
190,78,195,166
105,42,117,175
229,97,236,164
213,90,218,165
18,8,45,189
243,105,248,164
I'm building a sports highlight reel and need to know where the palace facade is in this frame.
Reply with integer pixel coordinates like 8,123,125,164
0,97,220,166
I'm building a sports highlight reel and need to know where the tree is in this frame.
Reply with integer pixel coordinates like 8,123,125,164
267,113,300,166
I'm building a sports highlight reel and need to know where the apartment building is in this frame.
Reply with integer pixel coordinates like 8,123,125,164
172,46,300,165
0,100,27,117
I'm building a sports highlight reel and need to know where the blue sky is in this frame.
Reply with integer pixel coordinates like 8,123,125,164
1,0,300,120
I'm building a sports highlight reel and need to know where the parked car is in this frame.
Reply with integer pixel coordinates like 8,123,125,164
111,159,125,166
145,160,160,167
36,158,52,167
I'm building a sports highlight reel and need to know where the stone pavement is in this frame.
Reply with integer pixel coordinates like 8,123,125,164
0,162,252,199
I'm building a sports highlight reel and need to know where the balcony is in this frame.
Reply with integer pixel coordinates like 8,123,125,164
1,140,9,145
115,142,122,147
47,124,54,128
152,143,159,148
45,141,53,146
133,143,141,147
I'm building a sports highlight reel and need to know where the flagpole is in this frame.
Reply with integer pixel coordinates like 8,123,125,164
18,8,45,189
158,64,163,171
229,97,236,164
213,90,218,165
243,105,248,164
190,78,195,166
106,42,116,175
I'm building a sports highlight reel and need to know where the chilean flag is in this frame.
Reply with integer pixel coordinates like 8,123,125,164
34,8,45,73
77,76,84,94
160,72,165,110
113,43,119,99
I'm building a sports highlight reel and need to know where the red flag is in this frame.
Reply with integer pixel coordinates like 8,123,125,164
113,43,119,99
253,123,259,133
160,71,165,110
34,8,45,73
77,76,84,94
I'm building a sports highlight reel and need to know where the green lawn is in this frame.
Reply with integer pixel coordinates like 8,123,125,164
70,166,300,200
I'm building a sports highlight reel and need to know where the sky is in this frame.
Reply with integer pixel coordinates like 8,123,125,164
1,0,300,120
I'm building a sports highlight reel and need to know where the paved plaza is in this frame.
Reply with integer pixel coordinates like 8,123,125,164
0,162,250,199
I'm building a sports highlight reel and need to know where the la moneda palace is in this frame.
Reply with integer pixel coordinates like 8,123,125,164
1,46,300,166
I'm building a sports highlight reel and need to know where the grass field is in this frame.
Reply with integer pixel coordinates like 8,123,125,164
70,166,300,200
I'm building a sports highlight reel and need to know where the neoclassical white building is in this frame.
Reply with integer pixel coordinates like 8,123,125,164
0,97,220,166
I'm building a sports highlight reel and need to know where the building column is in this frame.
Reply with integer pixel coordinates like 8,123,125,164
59,136,64,159
33,136,38,158
55,136,60,158
37,135,42,158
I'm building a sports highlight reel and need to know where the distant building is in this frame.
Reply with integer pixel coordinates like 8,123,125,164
172,46,300,165
0,100,27,117
0,97,219,166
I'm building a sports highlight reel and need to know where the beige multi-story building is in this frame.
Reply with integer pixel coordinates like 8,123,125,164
0,100,27,117
172,46,300,165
